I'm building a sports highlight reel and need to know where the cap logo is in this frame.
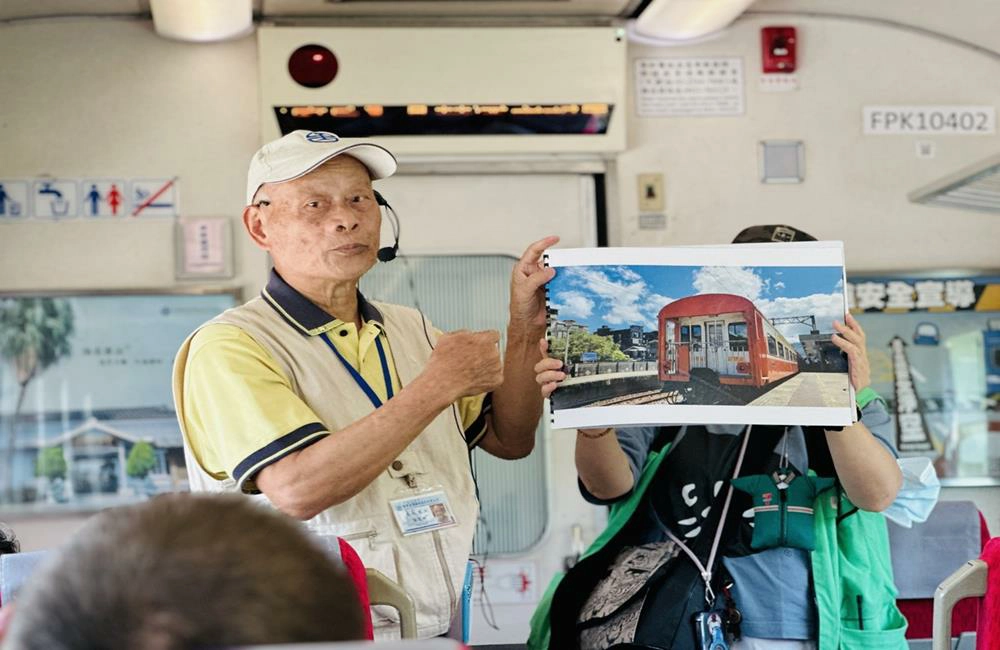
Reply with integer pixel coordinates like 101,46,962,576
305,131,339,143
771,226,796,242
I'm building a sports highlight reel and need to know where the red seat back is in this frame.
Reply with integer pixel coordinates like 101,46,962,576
977,536,1000,650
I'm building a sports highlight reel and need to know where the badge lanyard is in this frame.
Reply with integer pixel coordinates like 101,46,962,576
653,425,753,606
321,332,394,408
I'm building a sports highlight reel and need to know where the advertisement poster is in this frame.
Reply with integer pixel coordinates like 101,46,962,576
849,275,1000,485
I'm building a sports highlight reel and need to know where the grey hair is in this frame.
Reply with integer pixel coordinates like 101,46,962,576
3,494,364,649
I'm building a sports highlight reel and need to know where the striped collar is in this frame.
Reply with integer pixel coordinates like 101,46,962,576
261,269,384,337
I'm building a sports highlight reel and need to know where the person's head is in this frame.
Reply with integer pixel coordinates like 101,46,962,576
731,224,817,244
2,494,365,650
243,130,397,286
0,524,18,555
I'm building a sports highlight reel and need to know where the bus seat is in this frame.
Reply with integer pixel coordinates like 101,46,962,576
332,538,375,640
366,568,418,639
891,500,988,639
932,536,1000,650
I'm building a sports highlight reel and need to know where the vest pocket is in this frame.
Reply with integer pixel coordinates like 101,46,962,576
838,597,907,649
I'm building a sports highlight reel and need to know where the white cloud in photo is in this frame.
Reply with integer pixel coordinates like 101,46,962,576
561,267,672,330
774,281,786,291
616,266,642,282
692,266,766,302
759,292,844,342
552,290,594,319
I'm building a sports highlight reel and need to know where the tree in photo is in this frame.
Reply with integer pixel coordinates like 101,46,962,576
0,298,75,501
35,445,68,502
549,330,629,364
126,441,158,480
35,446,67,481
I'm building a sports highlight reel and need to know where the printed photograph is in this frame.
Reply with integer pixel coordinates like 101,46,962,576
0,292,237,512
545,244,853,428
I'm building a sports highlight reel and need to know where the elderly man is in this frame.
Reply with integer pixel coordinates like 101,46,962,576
172,130,555,639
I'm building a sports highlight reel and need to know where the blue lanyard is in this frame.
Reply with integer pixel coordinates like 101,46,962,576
321,331,394,409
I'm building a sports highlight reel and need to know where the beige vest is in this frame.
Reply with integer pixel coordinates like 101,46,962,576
173,297,479,639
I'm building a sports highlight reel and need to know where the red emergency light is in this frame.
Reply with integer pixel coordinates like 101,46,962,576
761,27,797,73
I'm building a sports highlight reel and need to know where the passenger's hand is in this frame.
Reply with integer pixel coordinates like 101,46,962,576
534,338,567,399
831,312,871,391
426,330,504,401
509,236,559,329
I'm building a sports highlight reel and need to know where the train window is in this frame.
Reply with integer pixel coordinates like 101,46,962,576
691,324,702,350
361,254,546,554
767,334,777,356
728,322,748,351
680,325,690,343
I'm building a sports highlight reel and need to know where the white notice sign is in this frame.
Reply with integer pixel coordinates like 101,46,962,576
181,218,228,275
863,106,995,135
635,57,744,117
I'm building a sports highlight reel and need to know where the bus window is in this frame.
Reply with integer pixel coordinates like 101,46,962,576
767,335,777,356
692,324,703,351
728,322,748,351
680,324,690,343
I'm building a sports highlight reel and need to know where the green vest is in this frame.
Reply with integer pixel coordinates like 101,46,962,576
812,490,908,649
528,442,908,649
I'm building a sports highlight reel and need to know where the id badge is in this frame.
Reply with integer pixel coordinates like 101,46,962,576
389,489,458,536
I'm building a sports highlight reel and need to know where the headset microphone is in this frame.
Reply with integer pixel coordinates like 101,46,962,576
374,190,399,262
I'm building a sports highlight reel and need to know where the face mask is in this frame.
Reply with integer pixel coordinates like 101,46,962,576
882,456,941,528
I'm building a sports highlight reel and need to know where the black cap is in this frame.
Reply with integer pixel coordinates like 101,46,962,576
732,224,817,244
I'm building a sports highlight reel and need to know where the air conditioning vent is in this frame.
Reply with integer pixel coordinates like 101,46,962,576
909,153,1000,214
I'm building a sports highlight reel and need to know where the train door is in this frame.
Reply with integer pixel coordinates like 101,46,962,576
705,320,726,374
689,322,706,369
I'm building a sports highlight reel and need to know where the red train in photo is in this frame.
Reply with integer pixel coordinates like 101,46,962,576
658,293,800,387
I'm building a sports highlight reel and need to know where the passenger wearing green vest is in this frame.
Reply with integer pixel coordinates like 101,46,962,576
530,225,906,650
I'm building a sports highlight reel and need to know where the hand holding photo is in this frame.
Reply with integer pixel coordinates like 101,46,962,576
544,242,853,429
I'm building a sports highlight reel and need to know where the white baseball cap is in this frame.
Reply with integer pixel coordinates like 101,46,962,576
246,130,397,205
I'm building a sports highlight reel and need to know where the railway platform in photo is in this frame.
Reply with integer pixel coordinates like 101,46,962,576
746,372,850,408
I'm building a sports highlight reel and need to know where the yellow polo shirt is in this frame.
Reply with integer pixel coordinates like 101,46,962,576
180,272,490,492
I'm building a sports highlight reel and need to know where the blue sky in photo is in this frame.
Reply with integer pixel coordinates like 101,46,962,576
548,264,845,340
